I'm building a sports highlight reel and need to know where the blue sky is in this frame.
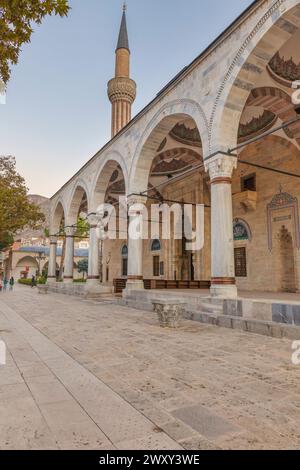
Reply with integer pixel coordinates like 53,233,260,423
0,0,253,197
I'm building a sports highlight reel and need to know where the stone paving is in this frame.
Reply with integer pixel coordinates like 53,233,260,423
0,286,300,450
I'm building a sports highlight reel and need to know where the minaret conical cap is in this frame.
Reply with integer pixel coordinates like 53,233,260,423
117,7,130,52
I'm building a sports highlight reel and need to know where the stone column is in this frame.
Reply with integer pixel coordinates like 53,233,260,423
64,227,75,283
123,195,147,295
85,214,112,297
47,236,57,283
205,155,238,298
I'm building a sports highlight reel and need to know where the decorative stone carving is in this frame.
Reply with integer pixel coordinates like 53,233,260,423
169,122,202,147
205,155,237,181
238,110,277,141
267,190,300,251
152,299,186,328
107,77,137,104
269,51,300,83
127,195,147,206
64,227,76,237
268,191,298,209
127,195,148,216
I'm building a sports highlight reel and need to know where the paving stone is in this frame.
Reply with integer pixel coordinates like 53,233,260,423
1,288,300,449
179,436,221,450
172,405,241,440
161,419,198,441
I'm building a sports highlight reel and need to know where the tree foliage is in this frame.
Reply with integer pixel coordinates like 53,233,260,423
0,156,45,248
77,258,88,278
0,0,70,84
75,216,89,239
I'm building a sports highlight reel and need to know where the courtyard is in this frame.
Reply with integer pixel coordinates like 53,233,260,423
0,286,300,450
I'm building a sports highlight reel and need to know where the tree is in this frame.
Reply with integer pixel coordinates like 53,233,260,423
0,0,70,85
75,216,89,239
0,156,45,249
77,258,88,280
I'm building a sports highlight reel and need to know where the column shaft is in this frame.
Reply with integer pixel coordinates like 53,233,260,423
85,215,112,297
205,155,238,298
88,225,100,281
64,228,75,282
124,196,147,294
47,236,57,282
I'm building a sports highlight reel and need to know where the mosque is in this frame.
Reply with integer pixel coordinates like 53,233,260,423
46,1,300,326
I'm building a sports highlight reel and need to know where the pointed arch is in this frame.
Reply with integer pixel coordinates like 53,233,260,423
67,179,91,225
91,151,128,211
51,198,67,234
129,99,208,194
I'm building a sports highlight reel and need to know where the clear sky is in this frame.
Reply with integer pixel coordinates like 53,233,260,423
0,0,253,197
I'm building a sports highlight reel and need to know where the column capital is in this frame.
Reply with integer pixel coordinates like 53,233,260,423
49,235,58,245
87,214,102,229
127,194,148,207
204,155,237,184
65,227,76,237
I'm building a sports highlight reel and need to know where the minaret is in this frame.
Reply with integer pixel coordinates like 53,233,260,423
108,4,136,138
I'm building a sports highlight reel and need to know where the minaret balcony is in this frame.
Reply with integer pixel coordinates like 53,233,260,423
108,77,136,104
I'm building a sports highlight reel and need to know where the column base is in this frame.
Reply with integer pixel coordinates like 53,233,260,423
123,279,144,297
47,277,57,284
63,277,73,284
210,281,238,298
85,279,113,299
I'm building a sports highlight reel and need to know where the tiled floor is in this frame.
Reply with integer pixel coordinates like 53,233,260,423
0,286,300,450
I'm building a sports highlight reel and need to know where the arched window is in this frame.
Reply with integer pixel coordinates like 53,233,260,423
151,239,161,252
121,245,128,257
233,219,252,241
121,245,128,277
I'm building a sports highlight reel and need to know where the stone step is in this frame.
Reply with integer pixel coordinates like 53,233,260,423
184,308,300,340
198,302,223,314
114,294,300,339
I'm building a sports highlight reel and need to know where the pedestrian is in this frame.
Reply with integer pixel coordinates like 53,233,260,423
0,278,2,292
3,277,8,292
9,276,15,291
31,275,36,288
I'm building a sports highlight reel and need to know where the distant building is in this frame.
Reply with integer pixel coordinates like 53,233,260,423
2,241,88,281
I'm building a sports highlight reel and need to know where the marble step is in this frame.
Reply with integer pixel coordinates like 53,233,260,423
198,302,223,314
184,308,300,340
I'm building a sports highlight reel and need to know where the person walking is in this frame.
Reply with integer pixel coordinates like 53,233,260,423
9,276,14,291
3,277,8,292
31,275,36,288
